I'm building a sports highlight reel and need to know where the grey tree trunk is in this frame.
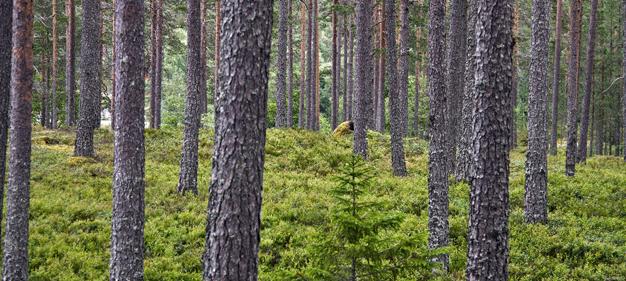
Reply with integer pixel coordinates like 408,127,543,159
202,1,272,280
2,0,32,278
287,0,294,127
353,0,373,159
150,0,164,128
299,3,306,128
306,0,315,130
510,61,518,149
50,0,58,129
199,0,207,115
466,0,513,278
375,4,386,133
40,50,48,127
342,8,349,122
397,0,410,138
595,61,605,155
525,0,550,224
550,0,563,155
0,0,12,264
149,0,157,128
623,0,626,162
275,0,289,128
413,14,422,137
177,0,202,195
111,0,116,131
109,0,146,278
427,0,449,270
445,0,467,173
331,0,339,129
565,0,583,176
385,0,407,177
65,0,76,126
577,0,598,163
455,0,476,182
74,0,102,157
347,13,354,121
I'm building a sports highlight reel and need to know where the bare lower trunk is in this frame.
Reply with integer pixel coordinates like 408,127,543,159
342,9,349,122
275,0,289,127
65,0,76,126
331,0,339,129
51,0,58,129
298,3,306,128
550,0,563,155
398,0,410,137
623,0,626,162
565,0,583,176
353,0,373,158
287,0,294,127
375,4,386,133
577,0,598,163
0,0,13,258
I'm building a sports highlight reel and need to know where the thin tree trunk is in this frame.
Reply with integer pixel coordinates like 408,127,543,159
149,0,157,129
299,2,306,128
342,7,349,121
200,0,208,115
0,0,13,252
314,0,320,130
375,3,386,132
202,1,272,279
525,0,550,224
577,0,598,163
51,0,58,129
275,0,289,127
511,59,518,149
74,0,102,157
565,0,583,176
213,0,221,112
287,0,294,127
595,61,605,155
622,0,626,162
109,0,146,278
177,0,203,195
41,50,49,127
427,0,449,271
347,12,354,120
445,0,467,172
455,0,477,181
331,0,339,129
353,0,374,158
307,0,315,130
413,6,422,137
2,0,33,278
154,0,163,128
385,0,407,176
65,0,76,126
550,0,563,155
398,0,410,137
111,0,116,131
466,0,513,278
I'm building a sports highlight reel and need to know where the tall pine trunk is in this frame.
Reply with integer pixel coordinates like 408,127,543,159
564,0,583,177
525,0,550,224
213,0,221,113
111,0,116,131
353,0,373,158
150,0,164,128
331,0,339,129
347,12,354,121
306,0,315,130
287,0,294,127
446,0,467,173
74,0,102,157
299,3,307,128
50,0,58,129
177,0,203,195
65,0,76,126
413,6,422,137
577,0,599,163
275,0,289,127
623,0,626,162
2,0,33,278
199,0,207,115
202,1,272,279
375,3,386,132
427,0,449,270
397,0,410,137
0,0,13,252
466,0,513,278
342,6,349,121
109,0,146,278
550,0,563,155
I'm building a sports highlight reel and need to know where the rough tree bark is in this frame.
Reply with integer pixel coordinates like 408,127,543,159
525,0,550,224
177,0,202,195
74,0,102,157
287,0,294,127
307,0,315,130
109,0,146,278
65,0,76,126
577,0,598,163
413,5,422,137
445,0,467,173
200,0,207,115
623,0,626,162
275,0,289,128
342,5,349,121
347,12,354,120
314,0,320,130
150,0,164,128
0,0,13,253
2,0,33,278
299,2,306,128
375,3,386,132
149,0,157,128
385,0,407,177
213,0,221,112
50,0,58,129
565,0,583,176
398,0,410,137
427,0,449,271
466,0,513,278
550,0,563,155
111,0,116,131
353,0,373,159
455,0,476,181
331,0,339,129
202,1,272,280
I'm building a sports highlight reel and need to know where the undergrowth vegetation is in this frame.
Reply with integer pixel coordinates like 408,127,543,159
22,127,626,280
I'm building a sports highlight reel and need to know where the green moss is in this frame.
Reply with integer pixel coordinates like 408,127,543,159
25,128,626,280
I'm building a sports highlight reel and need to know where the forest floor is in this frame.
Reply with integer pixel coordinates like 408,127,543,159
24,127,626,280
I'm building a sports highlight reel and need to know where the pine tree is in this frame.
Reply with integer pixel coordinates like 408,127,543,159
577,0,599,163
0,0,13,250
275,0,289,127
50,0,58,129
109,0,146,278
623,0,626,162
287,0,294,127
550,0,563,155
65,0,76,126
299,2,307,128
525,0,551,224
202,1,273,280
398,0,410,137
565,0,583,176
2,0,33,278
331,0,339,129
353,0,373,159
150,0,164,129
375,3,386,133
466,0,513,278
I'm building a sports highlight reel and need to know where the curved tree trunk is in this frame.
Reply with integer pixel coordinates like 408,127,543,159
65,0,76,126
74,0,102,157
455,0,477,182
398,0,410,137
109,0,146,278
299,2,307,128
550,0,563,155
525,0,550,224
353,0,373,159
2,0,33,278
177,0,203,195
385,0,407,177
565,0,583,176
427,0,449,270
466,0,513,278
202,1,272,280
0,0,13,253
275,0,289,128
577,0,598,163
